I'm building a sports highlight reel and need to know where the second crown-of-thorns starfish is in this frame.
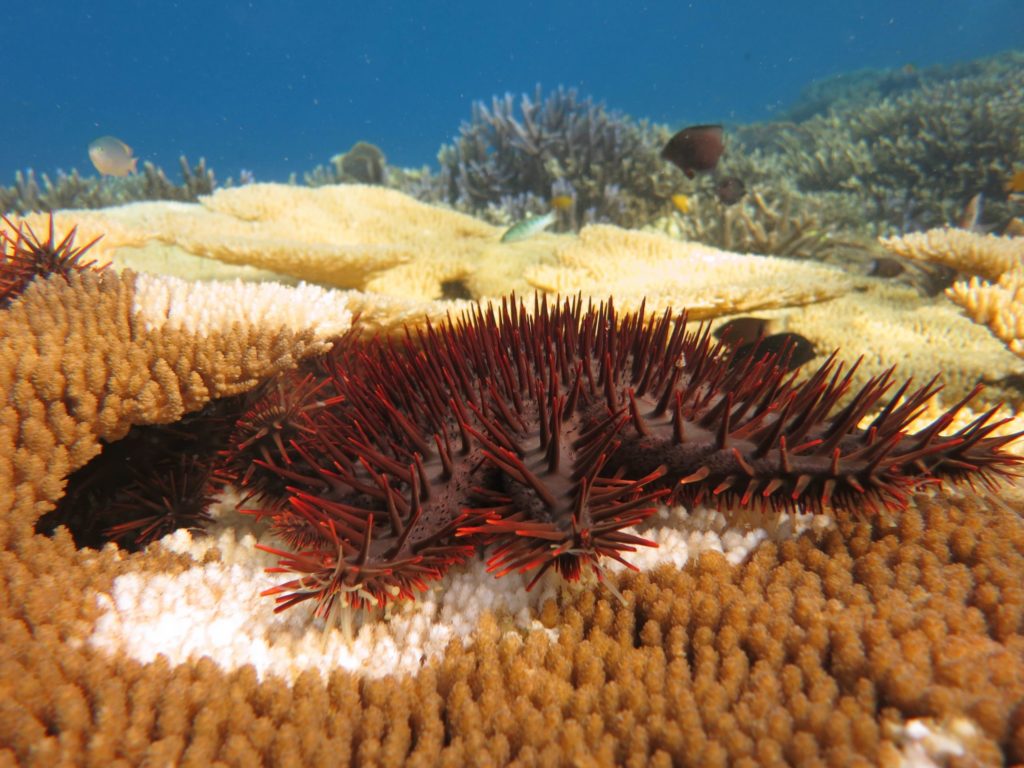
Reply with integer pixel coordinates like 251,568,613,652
217,295,1021,617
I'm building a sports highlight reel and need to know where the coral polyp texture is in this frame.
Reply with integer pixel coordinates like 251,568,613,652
220,295,1021,618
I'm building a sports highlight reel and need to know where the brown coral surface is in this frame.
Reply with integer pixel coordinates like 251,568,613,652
1,488,1022,765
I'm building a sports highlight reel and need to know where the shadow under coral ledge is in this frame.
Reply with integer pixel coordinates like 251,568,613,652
2,202,1024,766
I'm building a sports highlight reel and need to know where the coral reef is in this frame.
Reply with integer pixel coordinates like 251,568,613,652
949,270,1024,359
0,267,351,545
4,54,1024,759
422,55,1022,256
0,222,1023,763
882,226,1023,282
761,53,1024,234
0,156,219,215
726,278,1024,411
35,398,242,551
781,51,1024,123
523,224,852,318
2,474,1023,764
650,187,840,261
302,141,389,187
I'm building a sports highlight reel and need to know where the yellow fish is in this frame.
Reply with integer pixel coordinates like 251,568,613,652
1005,170,1024,194
551,194,574,211
671,194,691,214
88,136,138,177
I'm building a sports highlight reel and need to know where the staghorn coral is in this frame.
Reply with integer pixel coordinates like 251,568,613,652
0,156,220,215
434,85,681,229
652,187,840,261
643,127,882,262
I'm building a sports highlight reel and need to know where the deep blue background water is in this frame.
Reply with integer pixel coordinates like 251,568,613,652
6,0,1023,184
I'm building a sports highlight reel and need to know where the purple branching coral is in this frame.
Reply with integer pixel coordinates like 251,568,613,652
436,86,679,229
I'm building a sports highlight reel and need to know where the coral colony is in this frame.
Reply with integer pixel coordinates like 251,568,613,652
213,295,1019,619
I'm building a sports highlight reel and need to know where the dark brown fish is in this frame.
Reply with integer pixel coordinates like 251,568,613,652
732,332,816,372
661,124,724,179
714,317,769,348
715,175,746,205
867,257,905,278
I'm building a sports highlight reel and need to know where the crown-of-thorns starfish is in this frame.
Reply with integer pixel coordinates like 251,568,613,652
215,295,1021,617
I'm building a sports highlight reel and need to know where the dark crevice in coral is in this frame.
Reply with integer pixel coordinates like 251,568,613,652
440,279,473,301
35,396,244,551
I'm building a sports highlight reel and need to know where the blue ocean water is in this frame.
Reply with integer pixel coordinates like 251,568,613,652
5,0,1023,183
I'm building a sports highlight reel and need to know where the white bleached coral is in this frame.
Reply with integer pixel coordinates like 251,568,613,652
87,490,828,683
132,272,353,338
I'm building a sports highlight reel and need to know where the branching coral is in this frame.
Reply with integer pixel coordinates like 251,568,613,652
653,188,840,260
763,54,1024,233
882,227,1023,282
0,156,220,215
781,51,1024,123
434,85,680,229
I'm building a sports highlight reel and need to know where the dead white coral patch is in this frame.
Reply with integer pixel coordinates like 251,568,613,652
87,491,827,683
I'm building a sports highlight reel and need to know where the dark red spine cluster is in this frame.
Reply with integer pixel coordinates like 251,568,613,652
215,295,1021,618
0,214,103,308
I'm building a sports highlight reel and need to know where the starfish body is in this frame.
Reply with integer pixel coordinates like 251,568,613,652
217,296,1020,616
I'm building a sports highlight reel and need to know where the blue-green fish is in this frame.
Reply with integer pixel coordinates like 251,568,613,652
500,210,557,243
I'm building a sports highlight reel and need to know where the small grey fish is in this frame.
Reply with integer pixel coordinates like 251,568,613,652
88,135,138,177
500,210,556,243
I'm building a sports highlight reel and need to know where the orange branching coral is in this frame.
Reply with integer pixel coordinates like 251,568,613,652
2,486,1020,764
0,267,350,545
